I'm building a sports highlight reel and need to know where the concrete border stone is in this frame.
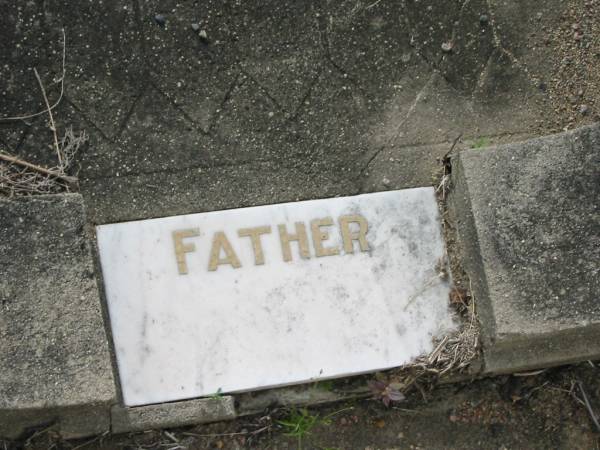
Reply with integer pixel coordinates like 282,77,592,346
111,397,236,434
0,194,116,439
451,124,600,373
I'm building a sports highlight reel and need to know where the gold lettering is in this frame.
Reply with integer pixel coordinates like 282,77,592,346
238,226,271,265
208,231,242,271
172,228,200,275
339,215,370,253
278,222,310,262
310,217,340,257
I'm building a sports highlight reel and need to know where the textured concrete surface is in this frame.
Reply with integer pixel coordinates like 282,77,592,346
111,397,236,434
451,124,600,373
0,194,116,439
1,0,571,225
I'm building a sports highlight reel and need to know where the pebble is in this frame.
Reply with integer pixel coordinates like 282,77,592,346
154,14,166,27
199,29,209,43
580,104,589,115
479,14,489,25
441,41,453,53
191,23,200,32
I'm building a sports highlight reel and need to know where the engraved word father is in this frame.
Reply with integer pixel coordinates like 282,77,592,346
172,214,370,274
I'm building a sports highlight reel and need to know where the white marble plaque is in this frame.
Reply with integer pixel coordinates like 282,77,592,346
97,188,455,407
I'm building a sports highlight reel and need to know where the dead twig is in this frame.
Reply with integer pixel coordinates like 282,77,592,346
436,133,463,200
0,29,66,122
33,67,62,166
513,369,547,377
23,424,57,447
366,0,382,9
0,152,77,183
1,126,86,196
427,335,450,365
163,430,179,443
69,431,108,450
182,425,271,439
443,132,463,165
577,381,600,433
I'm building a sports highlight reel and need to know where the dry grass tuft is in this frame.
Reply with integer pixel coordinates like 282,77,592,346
412,285,480,376
378,135,481,400
0,127,87,197
0,28,84,198
382,283,480,400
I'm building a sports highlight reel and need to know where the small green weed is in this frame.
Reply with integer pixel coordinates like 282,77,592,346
277,407,350,449
314,379,335,391
471,136,490,149
277,408,329,438
209,387,223,399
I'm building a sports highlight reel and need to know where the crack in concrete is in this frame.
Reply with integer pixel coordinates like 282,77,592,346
130,0,147,56
470,54,494,103
316,11,366,96
401,0,442,69
238,67,286,114
401,4,461,95
386,70,437,145
82,157,275,182
114,82,149,140
357,71,437,192
485,0,519,64
485,0,537,82
130,0,236,135
207,71,244,134
456,0,473,36
62,96,112,143
0,122,31,154
146,80,212,137
484,0,544,97
458,0,498,104
284,69,323,124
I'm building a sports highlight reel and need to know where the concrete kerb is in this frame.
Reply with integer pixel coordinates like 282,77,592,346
0,194,116,439
111,397,237,434
450,123,600,374
2,124,599,437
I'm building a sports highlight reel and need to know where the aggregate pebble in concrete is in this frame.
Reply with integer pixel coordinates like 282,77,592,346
0,194,116,439
451,124,600,373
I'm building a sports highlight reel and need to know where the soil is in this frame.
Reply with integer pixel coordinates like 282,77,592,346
7,362,599,449
536,0,600,130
